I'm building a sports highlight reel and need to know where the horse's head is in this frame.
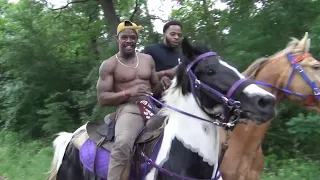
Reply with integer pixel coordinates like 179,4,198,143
175,38,276,124
244,32,320,113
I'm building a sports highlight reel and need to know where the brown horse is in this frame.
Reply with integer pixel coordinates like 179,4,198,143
219,32,320,180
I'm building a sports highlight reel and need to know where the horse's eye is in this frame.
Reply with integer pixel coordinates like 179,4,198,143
312,64,320,70
205,68,215,75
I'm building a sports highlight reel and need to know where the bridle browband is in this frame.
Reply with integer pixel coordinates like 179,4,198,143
256,52,320,106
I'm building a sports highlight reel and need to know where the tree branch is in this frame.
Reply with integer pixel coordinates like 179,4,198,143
149,15,167,22
203,0,206,6
52,0,90,11
130,0,140,21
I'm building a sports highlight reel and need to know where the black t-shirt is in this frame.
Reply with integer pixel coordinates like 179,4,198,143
143,43,184,72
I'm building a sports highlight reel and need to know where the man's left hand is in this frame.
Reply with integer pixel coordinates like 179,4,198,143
160,76,172,90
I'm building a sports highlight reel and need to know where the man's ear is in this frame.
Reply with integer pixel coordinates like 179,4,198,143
162,33,166,41
116,35,119,43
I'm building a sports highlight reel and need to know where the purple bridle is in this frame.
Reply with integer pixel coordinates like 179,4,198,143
143,52,251,180
148,51,251,127
187,52,250,126
256,52,320,106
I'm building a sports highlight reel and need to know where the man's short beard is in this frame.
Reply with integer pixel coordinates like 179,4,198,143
165,36,179,48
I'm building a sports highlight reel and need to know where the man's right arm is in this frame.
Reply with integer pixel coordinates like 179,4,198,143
157,65,178,80
96,59,129,106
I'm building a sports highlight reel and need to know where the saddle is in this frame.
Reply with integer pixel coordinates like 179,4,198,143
86,107,166,151
85,101,166,179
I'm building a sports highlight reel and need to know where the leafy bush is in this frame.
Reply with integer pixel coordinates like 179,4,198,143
263,155,320,180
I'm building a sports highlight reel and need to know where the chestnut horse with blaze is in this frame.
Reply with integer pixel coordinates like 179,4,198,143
220,32,320,180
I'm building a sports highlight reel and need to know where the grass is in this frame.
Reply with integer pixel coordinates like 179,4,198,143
0,131,53,180
1,130,319,180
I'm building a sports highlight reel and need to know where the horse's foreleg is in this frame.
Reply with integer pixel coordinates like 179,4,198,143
235,146,264,180
248,146,264,180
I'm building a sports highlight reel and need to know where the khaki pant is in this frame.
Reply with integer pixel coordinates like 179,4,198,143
107,103,145,180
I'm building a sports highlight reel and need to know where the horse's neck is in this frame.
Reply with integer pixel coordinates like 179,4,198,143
159,90,220,175
231,58,288,153
255,58,290,105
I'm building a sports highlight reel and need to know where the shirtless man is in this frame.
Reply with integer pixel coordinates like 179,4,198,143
96,20,169,180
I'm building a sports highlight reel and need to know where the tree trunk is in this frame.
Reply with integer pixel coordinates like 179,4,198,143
99,0,120,39
90,36,100,60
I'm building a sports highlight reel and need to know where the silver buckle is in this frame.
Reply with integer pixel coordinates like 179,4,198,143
295,65,304,73
194,79,201,87
314,88,320,96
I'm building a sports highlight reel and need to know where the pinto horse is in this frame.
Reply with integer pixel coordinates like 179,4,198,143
47,38,276,180
220,32,320,180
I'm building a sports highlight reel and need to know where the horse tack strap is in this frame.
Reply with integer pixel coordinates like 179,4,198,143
286,53,320,102
257,52,320,106
140,152,222,180
187,52,217,72
226,78,249,98
305,96,316,106
291,53,312,64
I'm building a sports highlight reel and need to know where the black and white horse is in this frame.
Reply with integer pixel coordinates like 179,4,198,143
48,38,276,180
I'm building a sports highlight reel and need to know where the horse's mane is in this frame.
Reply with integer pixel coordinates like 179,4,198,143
242,37,305,78
174,40,211,93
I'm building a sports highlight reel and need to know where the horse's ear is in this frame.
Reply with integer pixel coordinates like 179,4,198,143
296,32,309,53
181,37,194,63
305,38,311,53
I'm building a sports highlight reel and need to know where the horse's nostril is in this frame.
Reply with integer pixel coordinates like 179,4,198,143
257,96,274,108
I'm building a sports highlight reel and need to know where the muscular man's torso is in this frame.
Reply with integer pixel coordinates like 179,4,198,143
111,52,153,103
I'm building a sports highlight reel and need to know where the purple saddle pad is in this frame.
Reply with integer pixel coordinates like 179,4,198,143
79,139,110,179
79,136,163,180
79,136,221,180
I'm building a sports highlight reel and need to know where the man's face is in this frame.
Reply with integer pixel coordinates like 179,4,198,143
117,29,138,55
164,25,183,48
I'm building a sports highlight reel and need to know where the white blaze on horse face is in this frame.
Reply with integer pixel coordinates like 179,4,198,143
218,60,275,98
218,60,245,79
243,84,275,97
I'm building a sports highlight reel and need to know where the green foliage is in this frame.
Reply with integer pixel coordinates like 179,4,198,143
286,112,320,157
1,0,320,177
263,155,320,180
0,0,115,137
0,130,53,180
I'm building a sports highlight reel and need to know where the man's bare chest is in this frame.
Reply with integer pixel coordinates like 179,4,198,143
114,62,152,83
